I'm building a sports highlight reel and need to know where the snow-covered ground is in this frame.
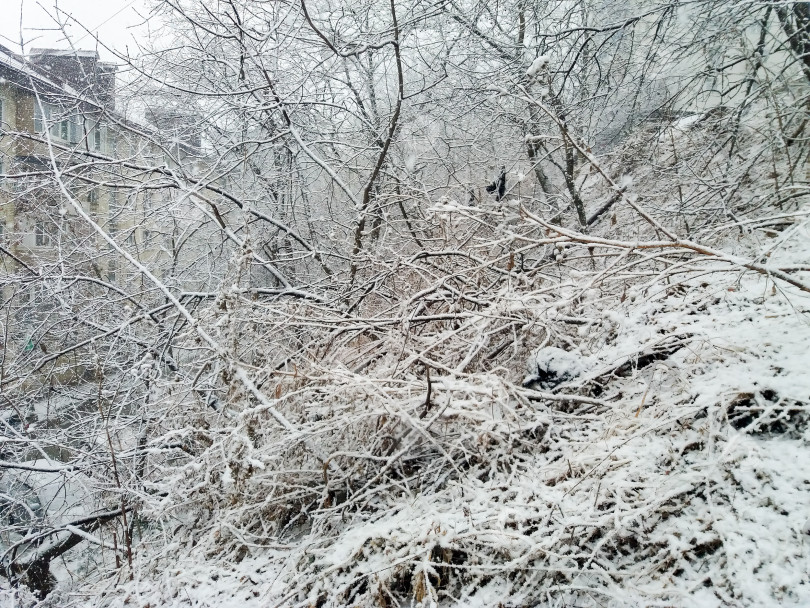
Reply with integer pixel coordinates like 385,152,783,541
41,194,805,608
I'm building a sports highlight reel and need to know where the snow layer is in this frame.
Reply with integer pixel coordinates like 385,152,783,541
74,234,810,608
527,55,550,76
524,346,590,389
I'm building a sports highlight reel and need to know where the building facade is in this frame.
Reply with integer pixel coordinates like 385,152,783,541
0,46,206,360
0,47,202,284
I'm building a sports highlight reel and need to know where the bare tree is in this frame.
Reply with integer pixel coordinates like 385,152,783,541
1,0,809,605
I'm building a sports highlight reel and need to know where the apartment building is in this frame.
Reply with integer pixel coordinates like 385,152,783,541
0,46,200,288
0,46,214,365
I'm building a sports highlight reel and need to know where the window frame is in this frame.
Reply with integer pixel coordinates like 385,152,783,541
34,222,51,247
34,102,50,133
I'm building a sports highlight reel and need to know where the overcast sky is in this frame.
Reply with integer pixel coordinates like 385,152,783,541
0,0,150,60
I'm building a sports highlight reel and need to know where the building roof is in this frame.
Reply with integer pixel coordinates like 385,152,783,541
0,44,81,97
0,45,202,158
29,48,100,59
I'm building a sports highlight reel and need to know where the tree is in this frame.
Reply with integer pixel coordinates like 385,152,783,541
1,0,809,604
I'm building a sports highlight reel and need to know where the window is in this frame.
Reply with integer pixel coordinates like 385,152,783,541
34,103,50,133
69,117,80,144
34,222,51,246
88,188,99,215
0,99,4,129
55,116,80,143
107,259,117,282
35,103,82,142
68,180,82,199
127,231,136,246
108,217,117,234
0,221,4,241
93,127,102,151
34,102,67,140
0,155,8,192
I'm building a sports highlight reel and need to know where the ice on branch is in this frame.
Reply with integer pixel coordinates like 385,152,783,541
526,55,550,76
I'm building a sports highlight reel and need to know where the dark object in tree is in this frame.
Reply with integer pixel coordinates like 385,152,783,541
485,166,506,200
419,366,433,419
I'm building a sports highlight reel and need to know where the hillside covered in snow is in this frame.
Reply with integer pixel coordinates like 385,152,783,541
2,1,810,607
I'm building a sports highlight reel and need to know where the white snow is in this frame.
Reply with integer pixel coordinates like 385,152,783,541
527,54,550,76
524,345,589,387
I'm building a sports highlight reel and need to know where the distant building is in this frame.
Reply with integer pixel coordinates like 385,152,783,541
0,46,214,362
0,46,202,287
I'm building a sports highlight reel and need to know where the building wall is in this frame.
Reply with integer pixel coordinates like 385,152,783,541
1,80,167,279
1,83,18,130
0,83,16,249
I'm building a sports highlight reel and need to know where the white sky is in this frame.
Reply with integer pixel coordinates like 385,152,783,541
0,0,150,60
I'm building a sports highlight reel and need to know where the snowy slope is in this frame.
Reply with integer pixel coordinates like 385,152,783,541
9,91,810,608
56,203,810,608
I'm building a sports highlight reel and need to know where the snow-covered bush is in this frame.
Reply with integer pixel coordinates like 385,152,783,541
3,1,810,606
